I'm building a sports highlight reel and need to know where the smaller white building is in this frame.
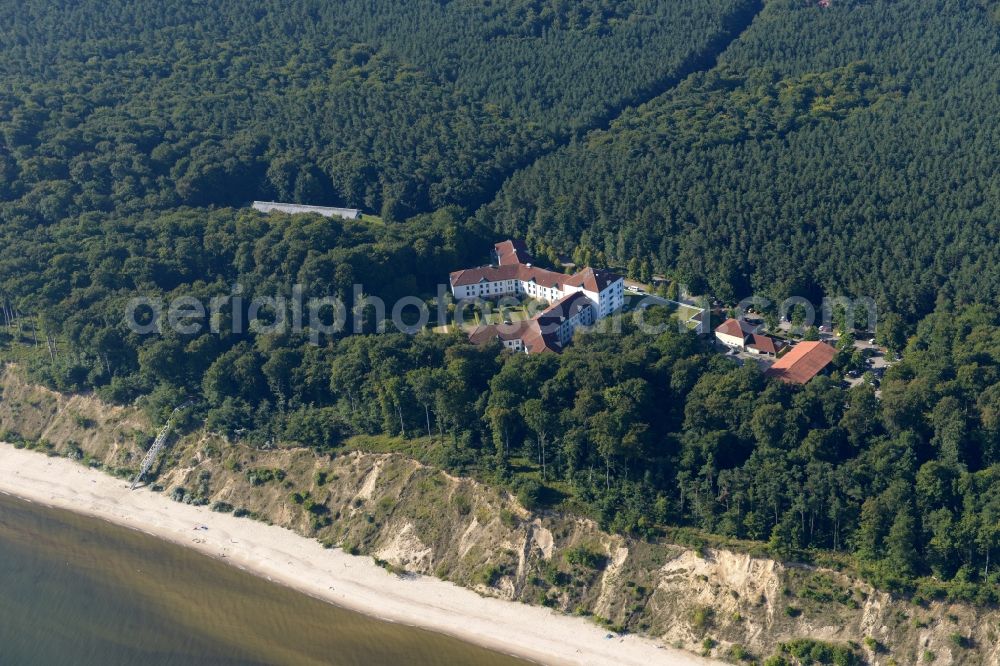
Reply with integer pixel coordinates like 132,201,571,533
714,318,762,350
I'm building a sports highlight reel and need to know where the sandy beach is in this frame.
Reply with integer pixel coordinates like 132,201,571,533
0,445,720,666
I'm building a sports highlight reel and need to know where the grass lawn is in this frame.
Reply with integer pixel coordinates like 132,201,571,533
671,304,704,330
429,304,534,334
0,321,44,364
480,306,531,326
432,322,480,334
674,304,702,321
357,212,384,225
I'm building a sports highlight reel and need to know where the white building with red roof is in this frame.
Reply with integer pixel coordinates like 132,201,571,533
451,240,624,354
493,239,532,266
714,318,762,350
746,333,786,357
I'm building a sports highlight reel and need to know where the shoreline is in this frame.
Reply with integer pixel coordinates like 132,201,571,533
0,445,719,666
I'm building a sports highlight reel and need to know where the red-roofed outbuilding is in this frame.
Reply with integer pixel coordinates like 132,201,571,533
765,341,837,384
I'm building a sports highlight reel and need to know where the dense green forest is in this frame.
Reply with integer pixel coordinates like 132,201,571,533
481,0,1000,320
0,0,756,220
2,206,998,602
1,0,999,604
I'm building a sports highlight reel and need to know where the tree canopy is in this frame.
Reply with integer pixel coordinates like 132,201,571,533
479,0,1000,320
0,0,998,603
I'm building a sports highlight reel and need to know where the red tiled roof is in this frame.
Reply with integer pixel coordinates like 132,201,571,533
467,321,557,354
520,322,560,354
747,334,783,355
467,324,501,345
765,341,837,384
715,318,761,338
564,267,620,293
537,291,591,323
449,264,567,289
467,320,533,345
715,318,746,338
495,240,532,266
451,258,621,294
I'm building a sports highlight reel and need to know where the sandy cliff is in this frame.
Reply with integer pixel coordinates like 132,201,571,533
1,365,997,665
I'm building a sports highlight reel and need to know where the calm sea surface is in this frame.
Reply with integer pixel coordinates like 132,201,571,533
0,494,528,666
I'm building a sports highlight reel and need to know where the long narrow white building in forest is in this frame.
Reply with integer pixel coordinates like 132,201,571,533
252,201,362,220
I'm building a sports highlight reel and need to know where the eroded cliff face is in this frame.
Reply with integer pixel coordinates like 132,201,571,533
1,366,997,665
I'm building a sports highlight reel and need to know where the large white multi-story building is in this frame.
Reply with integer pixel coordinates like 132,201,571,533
450,240,624,354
